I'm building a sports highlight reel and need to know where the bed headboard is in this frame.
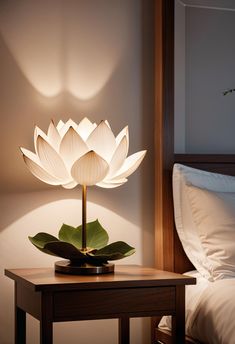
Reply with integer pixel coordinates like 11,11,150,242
154,0,235,274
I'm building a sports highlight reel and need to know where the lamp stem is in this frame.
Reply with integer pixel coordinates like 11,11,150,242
82,184,87,251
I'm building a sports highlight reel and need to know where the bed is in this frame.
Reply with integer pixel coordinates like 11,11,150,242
153,1,235,343
153,157,235,344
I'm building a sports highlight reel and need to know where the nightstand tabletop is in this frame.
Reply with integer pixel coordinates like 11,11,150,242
5,264,196,291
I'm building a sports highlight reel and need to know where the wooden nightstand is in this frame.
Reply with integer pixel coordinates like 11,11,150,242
5,265,196,344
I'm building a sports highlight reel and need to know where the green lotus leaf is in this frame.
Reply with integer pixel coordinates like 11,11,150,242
84,220,109,249
89,241,135,261
58,224,81,249
29,232,59,248
58,220,109,250
44,241,86,261
29,232,86,261
29,232,60,256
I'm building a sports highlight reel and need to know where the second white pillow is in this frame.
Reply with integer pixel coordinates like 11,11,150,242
186,185,235,280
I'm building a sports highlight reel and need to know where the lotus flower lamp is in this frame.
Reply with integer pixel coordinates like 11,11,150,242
20,118,146,274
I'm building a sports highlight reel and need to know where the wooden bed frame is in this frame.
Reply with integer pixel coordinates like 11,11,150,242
152,1,235,343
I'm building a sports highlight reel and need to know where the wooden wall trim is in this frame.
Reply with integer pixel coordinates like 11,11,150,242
175,154,235,163
154,0,175,271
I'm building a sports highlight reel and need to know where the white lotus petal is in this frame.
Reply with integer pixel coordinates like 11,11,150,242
106,136,128,178
21,147,41,164
21,148,62,185
58,119,78,138
34,126,49,153
59,127,89,168
111,150,147,180
77,117,97,141
62,180,78,189
47,121,61,151
105,120,111,128
116,126,129,148
37,136,70,182
71,150,109,186
56,120,65,131
96,178,127,188
86,120,116,162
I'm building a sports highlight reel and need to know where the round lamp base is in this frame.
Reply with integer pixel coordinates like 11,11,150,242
55,260,115,275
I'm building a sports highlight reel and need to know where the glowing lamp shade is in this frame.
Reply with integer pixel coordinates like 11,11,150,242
20,118,146,275
20,118,146,189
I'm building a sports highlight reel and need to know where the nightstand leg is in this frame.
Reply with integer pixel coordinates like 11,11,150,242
15,306,26,344
40,292,53,344
119,316,130,344
40,319,53,344
172,285,185,344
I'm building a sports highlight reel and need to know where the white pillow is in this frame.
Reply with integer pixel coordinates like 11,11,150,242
187,185,235,280
173,164,235,281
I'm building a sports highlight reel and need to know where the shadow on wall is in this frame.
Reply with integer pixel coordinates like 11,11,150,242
0,0,126,99
0,0,148,192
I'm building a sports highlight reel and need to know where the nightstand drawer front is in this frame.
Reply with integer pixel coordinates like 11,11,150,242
53,287,175,320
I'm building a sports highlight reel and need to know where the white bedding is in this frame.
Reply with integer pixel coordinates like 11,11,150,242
168,165,235,343
159,271,235,344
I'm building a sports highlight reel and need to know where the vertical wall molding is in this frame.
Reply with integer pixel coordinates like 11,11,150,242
174,0,186,153
154,0,175,271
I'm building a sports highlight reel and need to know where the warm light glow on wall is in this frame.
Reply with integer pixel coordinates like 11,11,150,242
66,55,119,100
0,1,127,99
0,198,142,264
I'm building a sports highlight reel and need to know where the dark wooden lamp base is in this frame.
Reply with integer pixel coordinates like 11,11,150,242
55,260,115,275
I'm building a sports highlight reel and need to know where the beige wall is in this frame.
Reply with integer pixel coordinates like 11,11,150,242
0,1,154,343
